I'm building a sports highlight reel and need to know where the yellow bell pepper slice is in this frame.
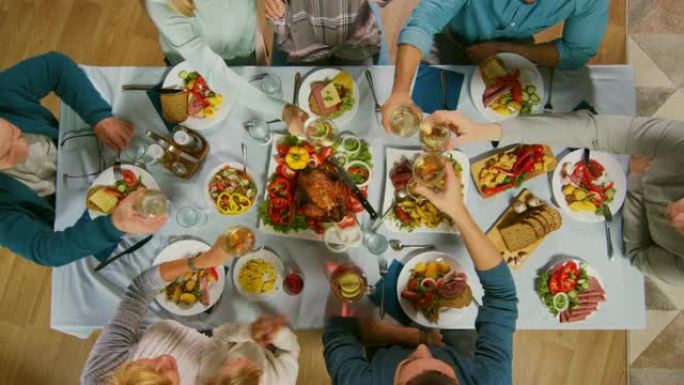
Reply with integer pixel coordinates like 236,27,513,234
216,192,252,215
285,146,310,170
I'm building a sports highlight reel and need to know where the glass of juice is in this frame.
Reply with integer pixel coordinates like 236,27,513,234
419,121,451,153
389,104,423,137
413,153,447,190
283,265,305,296
329,264,372,303
222,226,256,257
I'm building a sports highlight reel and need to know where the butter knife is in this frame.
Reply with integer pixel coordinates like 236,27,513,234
292,72,302,106
601,204,614,260
122,84,183,94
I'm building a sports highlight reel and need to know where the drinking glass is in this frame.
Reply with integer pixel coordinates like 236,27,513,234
244,120,273,145
283,264,305,296
133,189,169,218
122,136,151,164
419,121,451,153
259,73,283,100
305,118,336,147
413,153,447,189
329,264,372,304
222,226,256,257
175,205,207,229
389,104,423,137
362,231,389,255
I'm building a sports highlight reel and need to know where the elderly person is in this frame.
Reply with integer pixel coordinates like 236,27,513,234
433,110,684,286
81,235,300,385
145,0,308,134
323,165,518,385
0,52,167,267
264,0,392,65
381,0,609,132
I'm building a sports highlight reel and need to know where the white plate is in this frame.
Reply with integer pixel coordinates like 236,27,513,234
551,150,627,223
88,165,160,219
297,68,360,128
541,258,606,322
469,53,544,122
258,134,374,242
204,162,259,215
232,248,285,302
162,61,232,131
153,239,226,316
382,148,470,233
397,251,480,328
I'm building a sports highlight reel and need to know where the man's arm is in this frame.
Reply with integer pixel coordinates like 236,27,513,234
554,0,609,70
145,1,286,119
322,317,373,385
0,51,113,126
0,208,123,267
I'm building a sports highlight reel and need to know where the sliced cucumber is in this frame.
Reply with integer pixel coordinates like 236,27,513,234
522,92,530,102
178,70,188,80
529,94,541,103
187,71,199,80
526,85,537,94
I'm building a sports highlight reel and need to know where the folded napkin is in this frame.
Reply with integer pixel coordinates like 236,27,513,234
411,65,464,114
369,259,413,326
146,86,176,133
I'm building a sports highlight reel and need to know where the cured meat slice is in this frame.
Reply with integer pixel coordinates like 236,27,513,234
588,277,605,295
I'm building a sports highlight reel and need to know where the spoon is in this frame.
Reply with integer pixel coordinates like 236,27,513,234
389,239,436,252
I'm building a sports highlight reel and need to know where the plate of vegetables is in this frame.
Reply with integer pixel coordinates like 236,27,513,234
470,53,544,122
205,162,258,216
87,165,158,219
552,149,626,223
258,134,373,241
397,251,481,328
154,239,226,316
163,61,230,130
536,259,606,323
382,148,469,233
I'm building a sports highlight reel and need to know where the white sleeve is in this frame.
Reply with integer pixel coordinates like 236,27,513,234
267,328,300,385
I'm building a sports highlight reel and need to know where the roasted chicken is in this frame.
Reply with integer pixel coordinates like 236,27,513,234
296,165,348,222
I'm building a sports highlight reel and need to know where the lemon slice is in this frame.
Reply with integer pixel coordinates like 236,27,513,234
339,273,361,292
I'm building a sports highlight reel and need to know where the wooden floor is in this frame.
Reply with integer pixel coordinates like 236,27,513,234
0,1,627,384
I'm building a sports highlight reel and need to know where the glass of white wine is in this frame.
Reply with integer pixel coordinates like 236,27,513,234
413,153,447,190
389,104,423,137
419,121,451,153
133,189,169,218
222,226,256,257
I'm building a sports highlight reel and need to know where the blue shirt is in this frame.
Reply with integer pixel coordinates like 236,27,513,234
323,261,518,385
0,52,125,266
399,0,609,70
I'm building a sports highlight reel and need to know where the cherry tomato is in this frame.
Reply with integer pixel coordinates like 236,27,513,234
121,169,137,188
337,214,357,229
276,144,290,156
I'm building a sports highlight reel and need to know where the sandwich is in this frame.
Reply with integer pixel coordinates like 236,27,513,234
87,186,122,215
308,70,354,118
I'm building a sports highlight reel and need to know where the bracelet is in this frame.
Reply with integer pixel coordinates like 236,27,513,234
187,252,201,272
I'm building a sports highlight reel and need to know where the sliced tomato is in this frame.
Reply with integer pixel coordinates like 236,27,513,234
319,147,334,160
302,142,315,154
121,169,137,188
276,164,297,180
267,177,291,198
560,277,577,292
276,144,290,156
207,267,219,281
548,274,562,295
104,187,123,199
416,291,434,308
338,214,357,229
308,153,324,168
275,155,286,165
587,160,605,179
407,278,419,291
395,206,411,224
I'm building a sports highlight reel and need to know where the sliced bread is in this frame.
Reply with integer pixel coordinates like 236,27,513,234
499,222,538,251
161,91,189,124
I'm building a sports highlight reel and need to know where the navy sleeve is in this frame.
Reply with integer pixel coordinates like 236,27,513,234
322,317,374,385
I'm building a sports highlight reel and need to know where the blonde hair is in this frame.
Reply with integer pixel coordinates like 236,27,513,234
107,362,172,385
216,366,263,385
166,0,195,17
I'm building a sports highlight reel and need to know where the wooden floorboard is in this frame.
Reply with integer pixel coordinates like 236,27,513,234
0,0,626,384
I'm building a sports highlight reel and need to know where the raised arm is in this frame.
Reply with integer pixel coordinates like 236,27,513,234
554,0,608,70
322,317,373,385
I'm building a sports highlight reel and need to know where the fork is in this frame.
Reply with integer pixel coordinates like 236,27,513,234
379,257,388,319
113,153,122,180
365,70,382,112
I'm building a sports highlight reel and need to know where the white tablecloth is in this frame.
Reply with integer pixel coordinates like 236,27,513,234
52,64,645,339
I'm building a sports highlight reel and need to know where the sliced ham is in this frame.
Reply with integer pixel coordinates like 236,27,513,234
578,293,605,303
563,311,590,323
188,94,204,116
588,276,605,294
574,303,598,312
482,83,513,107
310,81,340,116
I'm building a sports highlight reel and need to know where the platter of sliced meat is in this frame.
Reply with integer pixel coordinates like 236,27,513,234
535,259,606,323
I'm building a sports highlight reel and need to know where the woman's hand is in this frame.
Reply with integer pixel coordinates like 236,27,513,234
380,91,418,134
426,110,501,148
282,104,309,136
264,0,287,21
251,314,288,347
414,165,465,221
111,189,169,234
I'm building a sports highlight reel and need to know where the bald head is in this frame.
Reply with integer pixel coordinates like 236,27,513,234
0,118,28,170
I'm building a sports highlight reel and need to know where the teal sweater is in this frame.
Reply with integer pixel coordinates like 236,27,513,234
323,261,518,385
0,52,125,266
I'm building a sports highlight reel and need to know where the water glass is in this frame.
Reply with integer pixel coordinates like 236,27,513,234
122,136,150,164
259,73,283,100
244,120,273,145
175,205,208,229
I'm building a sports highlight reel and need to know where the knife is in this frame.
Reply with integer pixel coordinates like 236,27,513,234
328,157,378,220
122,84,184,94
601,204,614,260
113,159,122,180
292,72,302,106
94,235,154,272
582,147,591,168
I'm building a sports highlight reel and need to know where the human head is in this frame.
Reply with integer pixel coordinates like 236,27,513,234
108,355,179,385
394,344,459,385
0,118,29,170
668,198,684,234
166,0,195,17
204,356,262,385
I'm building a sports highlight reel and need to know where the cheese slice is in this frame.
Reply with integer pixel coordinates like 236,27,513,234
332,70,354,91
320,82,341,108
89,188,119,214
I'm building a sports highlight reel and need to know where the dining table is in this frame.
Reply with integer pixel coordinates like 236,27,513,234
52,63,644,339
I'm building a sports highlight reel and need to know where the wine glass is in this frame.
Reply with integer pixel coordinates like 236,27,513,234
222,226,256,257
419,121,451,152
329,264,372,304
133,190,169,218
175,205,207,229
244,120,274,145
413,153,447,190
389,104,423,137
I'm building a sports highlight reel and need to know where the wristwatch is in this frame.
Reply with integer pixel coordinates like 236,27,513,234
187,252,201,272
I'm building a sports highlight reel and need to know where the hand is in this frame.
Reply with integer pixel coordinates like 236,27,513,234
629,155,652,175
414,165,465,220
426,110,501,148
94,117,134,152
423,328,445,348
667,198,684,234
195,235,233,268
110,189,169,234
251,314,287,347
380,91,419,134
282,104,309,136
263,0,286,20
466,41,504,64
